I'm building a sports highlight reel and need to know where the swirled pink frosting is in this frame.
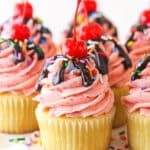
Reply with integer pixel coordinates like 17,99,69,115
0,17,57,58
127,28,150,67
26,18,57,58
103,40,131,87
0,40,45,95
35,58,114,117
122,62,150,116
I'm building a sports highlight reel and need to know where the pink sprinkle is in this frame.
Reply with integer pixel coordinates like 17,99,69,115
18,53,21,60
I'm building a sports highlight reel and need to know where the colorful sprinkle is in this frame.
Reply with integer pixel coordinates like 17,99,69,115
127,41,133,47
141,86,147,90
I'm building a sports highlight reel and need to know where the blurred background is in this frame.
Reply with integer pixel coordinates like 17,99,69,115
0,0,150,43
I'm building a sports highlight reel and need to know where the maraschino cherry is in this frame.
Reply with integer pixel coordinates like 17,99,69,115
139,9,150,25
11,24,30,40
13,1,33,19
79,22,103,40
83,0,97,14
62,0,87,58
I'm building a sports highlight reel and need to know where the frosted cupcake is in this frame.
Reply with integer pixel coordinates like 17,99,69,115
0,24,45,133
77,19,132,128
125,9,150,68
0,1,57,58
35,0,115,149
122,55,150,150
62,0,118,42
35,53,115,150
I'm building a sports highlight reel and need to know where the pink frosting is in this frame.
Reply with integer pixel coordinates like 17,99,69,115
122,62,150,116
103,39,131,87
26,18,57,58
35,58,114,117
0,17,57,58
127,28,150,67
0,40,45,95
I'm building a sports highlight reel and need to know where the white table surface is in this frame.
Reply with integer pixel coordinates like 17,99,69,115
0,125,128,150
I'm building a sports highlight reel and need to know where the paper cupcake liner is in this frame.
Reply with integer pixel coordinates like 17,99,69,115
36,106,115,150
0,92,39,133
127,111,150,150
111,86,129,128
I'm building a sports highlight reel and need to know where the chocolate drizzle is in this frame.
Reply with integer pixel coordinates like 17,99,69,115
125,24,148,52
26,40,44,60
35,55,95,91
52,60,67,85
0,39,44,64
100,36,132,69
12,41,25,64
89,12,118,38
35,24,52,44
35,62,49,91
73,59,94,86
131,55,150,81
87,41,108,75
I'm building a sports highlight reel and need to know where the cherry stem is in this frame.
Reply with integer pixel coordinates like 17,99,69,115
73,0,82,41
22,0,28,21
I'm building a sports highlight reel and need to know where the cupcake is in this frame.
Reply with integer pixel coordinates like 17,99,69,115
34,1,115,149
122,55,150,150
97,36,132,128
77,18,132,128
0,24,45,133
0,1,57,58
61,0,118,44
125,9,150,68
35,53,115,150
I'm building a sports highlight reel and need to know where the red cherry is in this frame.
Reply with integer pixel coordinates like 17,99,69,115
11,24,30,40
139,9,150,25
62,38,88,58
83,0,97,14
14,2,33,19
79,22,103,40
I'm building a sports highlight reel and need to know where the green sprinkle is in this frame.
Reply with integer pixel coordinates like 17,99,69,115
17,137,25,141
64,62,68,68
35,46,44,60
136,69,141,75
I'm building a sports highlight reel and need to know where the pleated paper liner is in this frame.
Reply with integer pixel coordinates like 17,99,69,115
127,110,150,150
0,92,38,133
111,86,129,128
36,106,115,150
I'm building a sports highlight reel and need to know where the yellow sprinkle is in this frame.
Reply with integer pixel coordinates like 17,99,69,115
127,41,133,47
77,15,85,24
14,39,18,43
66,55,72,59
86,65,92,77
0,39,4,44
34,16,43,24
13,139,18,144
88,47,95,53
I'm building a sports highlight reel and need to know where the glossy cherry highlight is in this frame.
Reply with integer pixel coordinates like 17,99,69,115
11,24,30,40
139,9,150,25
79,22,103,40
83,0,97,14
62,38,87,58
14,2,33,19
